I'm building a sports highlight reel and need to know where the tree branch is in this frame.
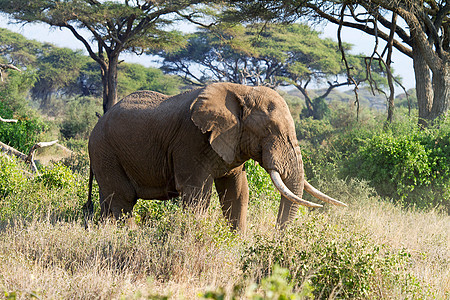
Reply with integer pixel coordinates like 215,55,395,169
306,3,413,58
0,139,58,175
61,23,108,70
0,63,21,81
0,116,18,123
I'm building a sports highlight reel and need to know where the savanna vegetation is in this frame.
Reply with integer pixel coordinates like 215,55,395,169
0,5,449,299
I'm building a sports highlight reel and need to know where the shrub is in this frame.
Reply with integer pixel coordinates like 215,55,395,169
0,156,27,197
240,213,426,299
0,69,48,153
245,159,278,200
343,124,450,211
296,117,334,146
347,132,431,198
133,198,181,225
59,97,101,139
37,163,77,189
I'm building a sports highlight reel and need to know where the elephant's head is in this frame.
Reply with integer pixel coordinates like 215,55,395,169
190,82,346,227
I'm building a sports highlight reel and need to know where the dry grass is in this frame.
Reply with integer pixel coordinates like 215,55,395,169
0,178,449,299
318,178,450,297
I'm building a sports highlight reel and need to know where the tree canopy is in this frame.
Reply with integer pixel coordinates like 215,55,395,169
157,22,391,119
0,0,211,112
224,0,449,124
0,28,181,110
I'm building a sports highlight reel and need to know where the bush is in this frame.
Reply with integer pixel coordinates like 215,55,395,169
0,71,49,153
295,104,450,212
37,163,77,189
240,214,425,299
245,159,278,201
59,97,101,139
0,156,27,197
344,124,450,211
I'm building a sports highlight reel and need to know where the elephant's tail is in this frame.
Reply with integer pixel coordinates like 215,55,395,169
82,166,94,229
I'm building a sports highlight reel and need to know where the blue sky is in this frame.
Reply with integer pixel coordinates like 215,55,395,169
0,14,415,92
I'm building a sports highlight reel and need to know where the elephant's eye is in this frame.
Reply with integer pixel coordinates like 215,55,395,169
267,102,276,112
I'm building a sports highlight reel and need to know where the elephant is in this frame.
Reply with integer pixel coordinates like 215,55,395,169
84,82,346,231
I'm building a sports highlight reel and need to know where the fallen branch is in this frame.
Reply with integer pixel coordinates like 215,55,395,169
0,116,18,123
0,63,21,82
0,139,58,175
26,140,59,174
0,140,27,161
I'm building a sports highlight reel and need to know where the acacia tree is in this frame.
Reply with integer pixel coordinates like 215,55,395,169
31,48,83,108
308,0,450,125
226,0,449,124
158,23,368,119
0,0,210,112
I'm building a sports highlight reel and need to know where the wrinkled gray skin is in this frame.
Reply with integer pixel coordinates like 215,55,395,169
87,82,307,231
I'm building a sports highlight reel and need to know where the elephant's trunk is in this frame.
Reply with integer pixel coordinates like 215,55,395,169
270,171,322,208
264,144,347,228
274,168,305,228
263,142,310,227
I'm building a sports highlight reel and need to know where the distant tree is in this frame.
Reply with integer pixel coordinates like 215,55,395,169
68,58,103,98
157,23,370,119
117,63,181,98
31,47,83,108
0,27,51,67
0,0,212,113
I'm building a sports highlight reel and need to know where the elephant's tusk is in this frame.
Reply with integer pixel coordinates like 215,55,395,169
304,180,348,207
269,170,322,208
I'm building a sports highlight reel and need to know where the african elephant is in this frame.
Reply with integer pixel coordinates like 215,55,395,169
85,82,346,231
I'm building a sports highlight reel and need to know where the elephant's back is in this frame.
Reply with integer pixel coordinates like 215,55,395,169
117,90,170,110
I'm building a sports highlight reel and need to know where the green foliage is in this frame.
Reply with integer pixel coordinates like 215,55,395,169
158,23,359,87
0,161,88,222
133,198,181,225
240,214,424,299
0,27,47,67
31,47,83,107
344,122,450,211
117,63,181,98
245,159,278,200
0,0,198,111
296,117,334,146
294,101,450,212
0,156,27,197
59,97,101,139
37,163,77,190
300,96,330,120
0,70,48,152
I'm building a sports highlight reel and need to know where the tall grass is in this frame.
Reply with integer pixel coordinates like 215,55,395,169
0,157,448,299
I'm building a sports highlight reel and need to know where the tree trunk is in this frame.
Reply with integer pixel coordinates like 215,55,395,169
100,54,120,113
101,66,109,113
429,64,450,121
412,43,433,126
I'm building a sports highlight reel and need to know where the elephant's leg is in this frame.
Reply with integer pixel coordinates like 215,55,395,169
94,162,137,219
180,176,214,213
214,166,249,231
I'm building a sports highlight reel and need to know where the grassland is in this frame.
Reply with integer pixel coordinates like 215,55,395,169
0,161,448,299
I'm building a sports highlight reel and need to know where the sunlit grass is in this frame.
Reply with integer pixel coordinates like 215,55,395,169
0,158,448,299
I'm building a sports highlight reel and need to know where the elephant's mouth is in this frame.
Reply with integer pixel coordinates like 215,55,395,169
269,170,348,207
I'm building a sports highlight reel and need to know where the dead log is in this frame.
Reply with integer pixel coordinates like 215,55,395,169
0,63,21,82
0,116,18,123
0,140,27,161
0,139,58,175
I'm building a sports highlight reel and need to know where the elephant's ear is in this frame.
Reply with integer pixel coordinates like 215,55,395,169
190,83,245,164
